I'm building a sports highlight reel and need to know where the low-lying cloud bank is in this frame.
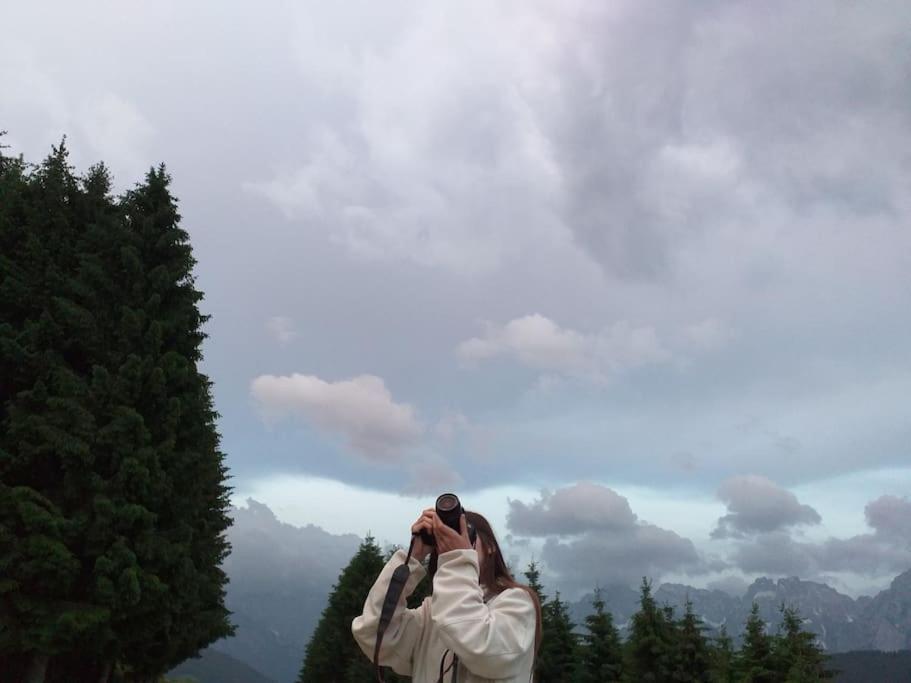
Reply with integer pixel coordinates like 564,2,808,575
507,482,709,592
504,481,911,595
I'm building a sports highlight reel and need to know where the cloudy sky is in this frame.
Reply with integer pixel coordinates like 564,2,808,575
4,0,909,598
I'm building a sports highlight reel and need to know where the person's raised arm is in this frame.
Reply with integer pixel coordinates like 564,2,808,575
429,515,536,679
350,509,433,676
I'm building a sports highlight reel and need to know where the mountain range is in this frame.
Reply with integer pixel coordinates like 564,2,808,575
568,569,911,653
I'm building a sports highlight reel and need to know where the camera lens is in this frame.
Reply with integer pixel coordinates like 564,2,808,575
436,494,459,512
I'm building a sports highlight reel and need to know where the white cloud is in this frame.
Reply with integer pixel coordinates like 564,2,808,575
457,314,670,381
250,373,422,459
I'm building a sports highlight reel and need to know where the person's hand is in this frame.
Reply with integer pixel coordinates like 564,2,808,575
410,508,435,562
433,511,473,555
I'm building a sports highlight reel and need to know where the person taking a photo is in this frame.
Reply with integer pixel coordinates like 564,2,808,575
352,506,542,682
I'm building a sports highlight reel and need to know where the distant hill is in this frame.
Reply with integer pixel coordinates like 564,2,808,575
828,650,911,682
168,648,276,683
208,500,362,683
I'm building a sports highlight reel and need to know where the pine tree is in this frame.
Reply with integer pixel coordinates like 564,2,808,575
577,587,623,683
1,143,233,681
671,598,711,682
708,626,735,683
773,605,832,681
736,602,776,683
624,577,675,682
299,535,388,683
524,560,546,605
110,164,234,679
538,591,578,683
0,142,112,682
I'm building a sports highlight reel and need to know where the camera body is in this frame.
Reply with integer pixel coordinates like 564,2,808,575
420,493,477,547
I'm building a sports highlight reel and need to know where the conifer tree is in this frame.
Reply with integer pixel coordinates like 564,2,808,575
523,561,546,605
1,143,233,681
671,598,711,682
773,605,832,682
577,587,623,683
736,602,776,683
0,142,113,682
537,590,577,683
624,577,675,682
112,164,234,678
709,625,735,683
299,535,387,683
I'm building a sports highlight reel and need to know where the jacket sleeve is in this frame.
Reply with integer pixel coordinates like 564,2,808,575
430,549,536,680
351,549,428,676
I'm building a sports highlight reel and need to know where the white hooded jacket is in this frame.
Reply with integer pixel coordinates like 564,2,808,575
352,548,536,682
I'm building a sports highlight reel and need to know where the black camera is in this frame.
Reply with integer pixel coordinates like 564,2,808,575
419,493,477,547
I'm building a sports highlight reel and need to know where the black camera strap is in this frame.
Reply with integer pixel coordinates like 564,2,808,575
373,535,418,683
373,536,460,683
438,649,458,683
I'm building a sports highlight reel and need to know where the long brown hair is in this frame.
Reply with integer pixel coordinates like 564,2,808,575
464,510,543,661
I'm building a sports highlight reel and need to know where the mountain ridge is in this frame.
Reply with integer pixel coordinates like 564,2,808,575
568,568,911,653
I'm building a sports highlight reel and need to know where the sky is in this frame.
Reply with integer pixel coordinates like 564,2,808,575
3,0,910,599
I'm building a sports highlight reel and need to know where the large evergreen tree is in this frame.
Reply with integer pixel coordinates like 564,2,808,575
736,602,776,683
577,587,623,683
671,598,711,682
773,605,832,682
709,626,735,683
110,165,234,679
0,141,232,682
537,590,577,683
1,143,114,682
624,578,675,682
299,535,388,683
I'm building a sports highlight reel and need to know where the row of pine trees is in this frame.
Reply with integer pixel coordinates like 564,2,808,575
300,537,833,682
0,139,233,682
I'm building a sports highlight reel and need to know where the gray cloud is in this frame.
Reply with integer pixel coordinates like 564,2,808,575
458,314,670,382
732,532,815,577
729,495,911,578
401,457,464,497
3,0,909,502
542,523,704,592
507,483,705,590
864,495,911,540
712,475,822,538
507,482,638,535
547,2,911,282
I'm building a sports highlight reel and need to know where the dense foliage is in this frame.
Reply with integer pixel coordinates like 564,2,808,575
0,137,232,682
